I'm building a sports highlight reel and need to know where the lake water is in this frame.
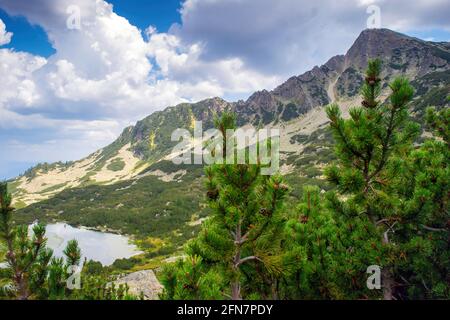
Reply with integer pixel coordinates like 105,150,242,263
44,223,142,265
0,223,142,267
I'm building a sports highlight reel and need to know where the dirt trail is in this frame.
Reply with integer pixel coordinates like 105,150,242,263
327,76,339,103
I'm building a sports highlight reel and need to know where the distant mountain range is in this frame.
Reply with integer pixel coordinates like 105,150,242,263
11,29,450,263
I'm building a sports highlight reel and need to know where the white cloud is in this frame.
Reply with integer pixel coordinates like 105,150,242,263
0,18,12,45
0,49,47,108
0,0,278,119
146,32,280,98
173,0,450,76
0,0,279,177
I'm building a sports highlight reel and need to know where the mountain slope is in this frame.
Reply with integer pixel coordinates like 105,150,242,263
10,28,450,212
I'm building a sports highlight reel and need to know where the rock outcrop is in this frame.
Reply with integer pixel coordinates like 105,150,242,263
115,270,163,300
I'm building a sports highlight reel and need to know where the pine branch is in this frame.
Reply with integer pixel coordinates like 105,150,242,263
236,255,263,267
421,225,447,232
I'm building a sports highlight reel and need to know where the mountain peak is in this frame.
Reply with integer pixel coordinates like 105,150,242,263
345,28,449,75
358,28,412,39
347,29,418,62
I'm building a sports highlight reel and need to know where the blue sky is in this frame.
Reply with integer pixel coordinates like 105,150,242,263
0,9,55,56
0,0,183,58
0,0,449,180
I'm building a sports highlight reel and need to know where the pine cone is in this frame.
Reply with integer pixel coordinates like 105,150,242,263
365,76,380,85
207,189,219,200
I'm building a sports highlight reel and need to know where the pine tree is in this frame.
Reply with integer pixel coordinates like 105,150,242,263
391,107,449,298
46,239,82,299
325,59,420,299
161,111,289,300
0,182,51,299
0,182,83,300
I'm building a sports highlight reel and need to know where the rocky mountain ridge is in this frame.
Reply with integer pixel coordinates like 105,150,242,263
9,28,450,207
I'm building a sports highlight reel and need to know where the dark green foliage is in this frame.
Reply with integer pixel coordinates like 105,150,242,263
82,260,104,276
161,112,289,300
282,103,300,121
15,172,207,257
64,240,81,267
107,159,126,172
324,59,450,300
23,162,73,181
140,160,199,175
159,256,224,300
336,67,364,97
0,183,134,300
426,107,449,145
282,186,356,299
390,107,449,298
112,257,140,271
70,274,135,300
0,187,78,299
1,182,51,299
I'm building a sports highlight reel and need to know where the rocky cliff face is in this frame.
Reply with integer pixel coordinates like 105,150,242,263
345,29,450,76
234,28,450,124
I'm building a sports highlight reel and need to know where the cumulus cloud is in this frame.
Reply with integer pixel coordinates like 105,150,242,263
173,0,450,76
0,0,278,119
0,49,47,110
0,0,280,177
370,0,450,32
0,18,12,45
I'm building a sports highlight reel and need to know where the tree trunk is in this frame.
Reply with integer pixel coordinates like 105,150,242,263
271,278,279,300
382,268,394,300
231,281,241,300
382,230,394,300
17,275,29,300
231,222,242,300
